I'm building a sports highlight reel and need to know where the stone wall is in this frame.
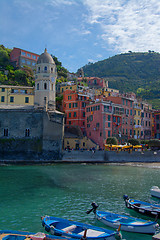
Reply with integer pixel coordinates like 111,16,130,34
0,108,64,160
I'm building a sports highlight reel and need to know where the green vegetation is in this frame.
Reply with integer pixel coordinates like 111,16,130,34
79,51,160,109
106,137,118,145
0,45,34,86
128,138,140,146
0,45,69,87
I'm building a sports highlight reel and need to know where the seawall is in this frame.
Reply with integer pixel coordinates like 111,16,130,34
0,150,160,164
61,150,160,163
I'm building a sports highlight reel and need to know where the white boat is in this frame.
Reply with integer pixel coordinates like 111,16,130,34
87,202,159,235
150,186,160,199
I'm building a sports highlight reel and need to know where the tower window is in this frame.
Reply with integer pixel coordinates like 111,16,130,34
44,83,47,90
37,83,39,90
51,68,53,73
44,66,47,72
38,67,40,73
25,129,30,137
4,129,8,137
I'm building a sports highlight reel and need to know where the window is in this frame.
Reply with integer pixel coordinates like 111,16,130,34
22,59,25,63
32,55,36,59
96,122,100,128
51,68,53,73
69,103,71,108
32,62,36,66
83,112,85,117
108,115,111,121
44,66,47,72
74,112,77,117
82,102,86,107
10,96,14,103
27,61,31,65
1,88,5,92
138,111,140,116
11,89,14,93
21,51,26,56
25,129,30,137
69,121,71,125
68,96,71,100
108,122,110,127
83,142,85,147
37,83,39,90
130,101,132,107
27,53,31,57
38,67,40,72
25,97,29,103
44,83,47,90
4,129,8,136
108,130,110,137
69,112,71,118
130,129,132,136
1,96,5,102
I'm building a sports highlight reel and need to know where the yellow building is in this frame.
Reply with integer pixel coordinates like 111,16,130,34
60,84,77,95
64,125,97,150
133,101,142,139
0,85,34,106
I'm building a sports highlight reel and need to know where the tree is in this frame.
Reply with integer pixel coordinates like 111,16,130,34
128,138,140,146
106,137,118,145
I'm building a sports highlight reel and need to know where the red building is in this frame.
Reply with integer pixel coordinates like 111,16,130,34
62,90,90,133
10,47,39,69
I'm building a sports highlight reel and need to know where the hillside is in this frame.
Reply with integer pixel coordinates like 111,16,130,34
79,52,160,109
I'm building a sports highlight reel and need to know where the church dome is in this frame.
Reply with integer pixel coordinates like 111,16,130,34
37,48,54,64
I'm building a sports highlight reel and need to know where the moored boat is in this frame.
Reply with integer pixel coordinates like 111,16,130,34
41,216,122,240
0,230,67,240
86,202,159,235
123,195,160,218
150,186,160,199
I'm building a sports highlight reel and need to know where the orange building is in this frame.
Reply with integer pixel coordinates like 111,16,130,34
10,47,39,69
62,90,90,133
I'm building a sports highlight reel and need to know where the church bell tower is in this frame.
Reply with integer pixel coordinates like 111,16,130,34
34,48,57,110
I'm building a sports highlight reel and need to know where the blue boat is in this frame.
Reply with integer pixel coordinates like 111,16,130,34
123,195,160,218
41,216,122,240
0,230,68,240
86,202,159,235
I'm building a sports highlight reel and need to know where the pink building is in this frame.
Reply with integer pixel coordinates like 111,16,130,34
85,101,113,149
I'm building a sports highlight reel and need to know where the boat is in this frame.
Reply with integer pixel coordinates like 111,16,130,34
0,230,67,240
150,186,160,199
86,202,159,235
41,216,122,240
123,194,160,218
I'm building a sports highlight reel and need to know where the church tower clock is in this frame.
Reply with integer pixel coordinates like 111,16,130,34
34,48,57,110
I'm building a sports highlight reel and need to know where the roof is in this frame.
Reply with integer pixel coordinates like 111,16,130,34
37,48,54,64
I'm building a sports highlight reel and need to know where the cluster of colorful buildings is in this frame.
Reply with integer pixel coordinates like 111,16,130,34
1,47,160,151
60,76,160,149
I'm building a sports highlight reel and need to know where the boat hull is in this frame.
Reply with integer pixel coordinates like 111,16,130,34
123,196,160,219
96,213,157,234
150,186,160,199
41,216,118,240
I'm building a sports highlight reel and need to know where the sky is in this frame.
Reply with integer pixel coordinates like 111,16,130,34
1,0,160,73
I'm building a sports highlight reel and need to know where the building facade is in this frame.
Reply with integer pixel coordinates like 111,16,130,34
0,85,34,106
10,47,39,70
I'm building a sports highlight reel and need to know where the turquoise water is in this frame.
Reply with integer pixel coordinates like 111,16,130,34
0,163,160,240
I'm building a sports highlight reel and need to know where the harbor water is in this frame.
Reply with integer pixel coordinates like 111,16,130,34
0,163,160,240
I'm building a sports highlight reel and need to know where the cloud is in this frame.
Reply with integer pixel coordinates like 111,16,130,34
47,0,77,6
83,0,160,53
